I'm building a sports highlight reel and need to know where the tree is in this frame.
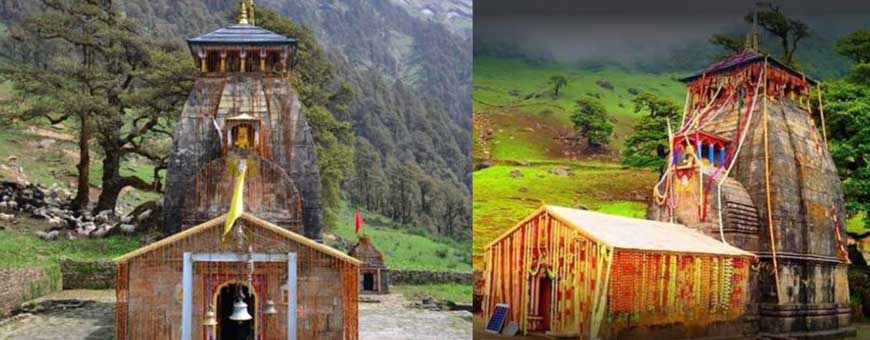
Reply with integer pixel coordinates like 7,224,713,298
549,75,568,97
823,29,870,229
385,161,421,224
710,34,743,54
0,0,195,213
710,3,809,68
836,29,870,85
835,29,870,64
622,93,681,171
751,3,808,67
350,139,387,211
570,98,612,151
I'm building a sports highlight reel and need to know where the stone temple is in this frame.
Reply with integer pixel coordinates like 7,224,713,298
162,5,322,240
649,46,853,337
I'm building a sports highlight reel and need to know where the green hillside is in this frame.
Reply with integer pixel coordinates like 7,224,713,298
472,161,656,267
333,204,472,272
471,55,868,270
473,57,685,158
472,57,682,268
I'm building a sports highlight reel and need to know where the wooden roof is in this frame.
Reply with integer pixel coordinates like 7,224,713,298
114,213,359,265
487,205,753,257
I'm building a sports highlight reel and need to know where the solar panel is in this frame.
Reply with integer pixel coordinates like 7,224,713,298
485,304,510,333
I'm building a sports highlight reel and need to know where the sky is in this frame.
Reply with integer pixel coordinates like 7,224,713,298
474,0,870,65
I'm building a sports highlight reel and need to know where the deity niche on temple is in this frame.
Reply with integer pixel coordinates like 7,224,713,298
225,113,259,154
672,131,728,171
233,125,254,149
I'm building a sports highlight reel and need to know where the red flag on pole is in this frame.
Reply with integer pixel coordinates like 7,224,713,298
354,210,363,234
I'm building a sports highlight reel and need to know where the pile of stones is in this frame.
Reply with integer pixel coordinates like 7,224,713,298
0,180,157,240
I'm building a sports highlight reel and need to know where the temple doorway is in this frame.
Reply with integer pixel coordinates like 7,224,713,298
362,273,375,291
216,283,256,340
529,275,551,332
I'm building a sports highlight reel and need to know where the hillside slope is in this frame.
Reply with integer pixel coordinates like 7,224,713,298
0,0,472,238
471,57,681,267
473,57,684,161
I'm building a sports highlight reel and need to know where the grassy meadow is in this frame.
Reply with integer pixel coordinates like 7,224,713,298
472,161,656,267
473,56,685,151
0,217,144,270
471,57,673,268
333,204,472,272
394,283,472,304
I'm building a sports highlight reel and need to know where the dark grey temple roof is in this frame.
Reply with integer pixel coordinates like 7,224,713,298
187,24,296,46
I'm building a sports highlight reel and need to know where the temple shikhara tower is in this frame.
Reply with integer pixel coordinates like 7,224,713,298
649,35,852,336
115,3,359,340
162,0,322,240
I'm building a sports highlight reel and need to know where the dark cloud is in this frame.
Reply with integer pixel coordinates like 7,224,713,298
475,0,870,18
474,0,870,65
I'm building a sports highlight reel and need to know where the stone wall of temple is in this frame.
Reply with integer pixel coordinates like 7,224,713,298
163,74,322,239
650,61,852,336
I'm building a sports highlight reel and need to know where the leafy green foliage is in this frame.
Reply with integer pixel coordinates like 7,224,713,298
245,5,470,238
749,3,809,67
0,0,196,212
710,3,809,68
342,68,471,238
549,75,568,97
571,98,612,150
623,116,670,170
711,34,743,54
622,93,680,170
824,80,870,228
823,29,870,230
835,29,870,64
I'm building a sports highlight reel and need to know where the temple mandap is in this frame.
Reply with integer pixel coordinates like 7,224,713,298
481,30,853,338
114,2,359,339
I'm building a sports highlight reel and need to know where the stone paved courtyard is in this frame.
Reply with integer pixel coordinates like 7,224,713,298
0,290,471,340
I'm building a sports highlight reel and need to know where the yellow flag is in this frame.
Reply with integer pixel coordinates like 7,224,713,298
223,159,247,242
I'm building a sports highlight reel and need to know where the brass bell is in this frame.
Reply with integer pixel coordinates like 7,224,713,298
263,299,278,315
229,298,252,321
202,309,218,327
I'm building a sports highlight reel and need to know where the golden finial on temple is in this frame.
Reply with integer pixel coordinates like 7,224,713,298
239,0,249,25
